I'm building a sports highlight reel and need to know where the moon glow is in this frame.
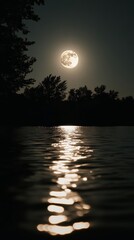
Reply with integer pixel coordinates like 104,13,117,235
60,50,79,69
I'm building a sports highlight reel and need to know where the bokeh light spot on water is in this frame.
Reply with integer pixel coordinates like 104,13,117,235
47,205,64,213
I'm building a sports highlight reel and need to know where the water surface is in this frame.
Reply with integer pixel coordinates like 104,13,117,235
0,126,134,239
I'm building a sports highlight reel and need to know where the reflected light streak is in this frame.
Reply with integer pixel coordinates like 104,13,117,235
57,172,80,186
37,126,93,236
50,191,67,197
37,224,73,235
37,221,90,235
73,222,90,230
65,173,80,179
47,205,64,213
48,197,74,205
60,125,78,133
57,177,70,185
49,215,67,224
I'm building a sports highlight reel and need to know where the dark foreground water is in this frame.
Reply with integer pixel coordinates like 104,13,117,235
0,126,134,239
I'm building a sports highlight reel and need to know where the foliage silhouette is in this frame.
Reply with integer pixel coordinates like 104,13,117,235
94,85,106,95
108,90,119,100
0,0,44,96
0,73,134,126
68,86,92,102
92,85,119,105
19,80,134,125
24,74,67,103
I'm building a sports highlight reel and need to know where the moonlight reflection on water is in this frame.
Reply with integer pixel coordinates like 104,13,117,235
37,126,93,236
1,126,134,239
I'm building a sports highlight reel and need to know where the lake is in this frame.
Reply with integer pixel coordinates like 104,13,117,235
0,126,134,239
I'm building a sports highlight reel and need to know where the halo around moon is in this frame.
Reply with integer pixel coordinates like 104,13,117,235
60,50,79,69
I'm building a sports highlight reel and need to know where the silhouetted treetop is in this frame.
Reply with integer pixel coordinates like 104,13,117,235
40,75,67,103
94,85,106,95
24,75,67,103
93,85,109,103
122,96,134,105
108,90,119,100
68,86,92,102
67,84,120,106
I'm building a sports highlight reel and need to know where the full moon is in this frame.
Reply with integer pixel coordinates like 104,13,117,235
60,50,79,69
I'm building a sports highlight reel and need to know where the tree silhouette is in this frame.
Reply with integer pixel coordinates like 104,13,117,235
108,90,119,100
40,75,67,103
93,85,109,103
122,96,134,105
0,0,44,96
24,85,43,103
68,89,76,102
93,85,119,102
24,75,67,103
68,86,92,102
94,85,106,95
1,74,134,126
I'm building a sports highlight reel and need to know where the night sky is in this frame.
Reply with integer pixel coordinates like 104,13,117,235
28,0,134,97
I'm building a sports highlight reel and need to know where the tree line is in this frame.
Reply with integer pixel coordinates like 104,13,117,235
0,74,134,126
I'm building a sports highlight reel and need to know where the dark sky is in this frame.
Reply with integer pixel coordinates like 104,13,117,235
28,0,134,97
